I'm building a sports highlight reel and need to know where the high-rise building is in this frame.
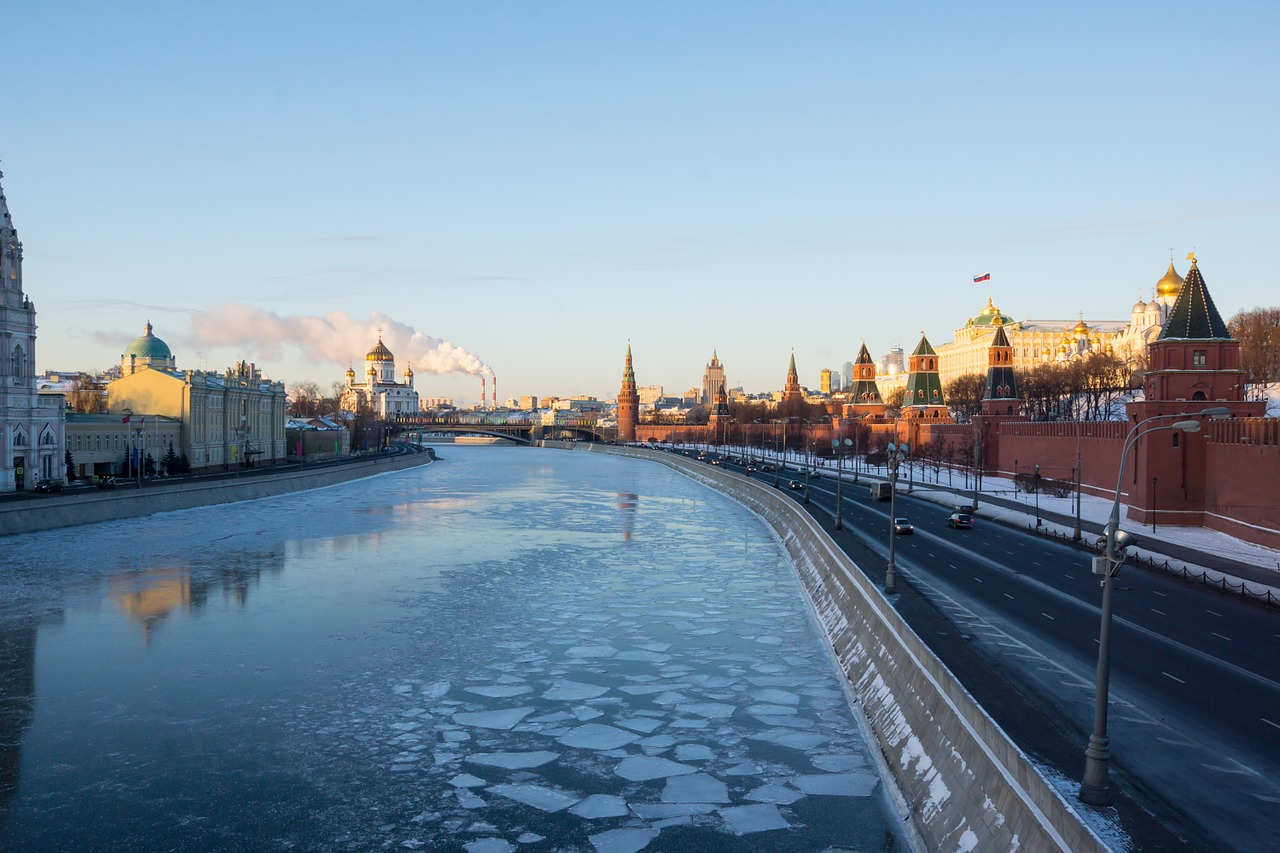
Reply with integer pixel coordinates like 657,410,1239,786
819,368,833,395
0,171,65,490
700,351,726,405
842,361,854,389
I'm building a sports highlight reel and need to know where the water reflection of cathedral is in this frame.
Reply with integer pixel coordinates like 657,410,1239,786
0,620,37,827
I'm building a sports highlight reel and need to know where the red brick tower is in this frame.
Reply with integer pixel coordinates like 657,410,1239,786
981,319,1021,417
782,352,804,405
616,343,639,443
843,341,887,419
1126,255,1264,526
901,334,950,421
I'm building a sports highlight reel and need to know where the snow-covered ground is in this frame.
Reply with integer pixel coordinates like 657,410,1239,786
0,447,908,852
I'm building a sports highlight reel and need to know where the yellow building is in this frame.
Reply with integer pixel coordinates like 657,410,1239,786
107,323,287,472
937,261,1182,386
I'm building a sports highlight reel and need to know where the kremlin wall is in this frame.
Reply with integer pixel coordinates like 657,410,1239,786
621,257,1279,550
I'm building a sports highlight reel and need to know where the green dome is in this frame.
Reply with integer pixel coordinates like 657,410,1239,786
124,321,172,360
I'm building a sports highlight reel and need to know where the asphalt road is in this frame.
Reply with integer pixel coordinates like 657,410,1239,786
697,450,1280,853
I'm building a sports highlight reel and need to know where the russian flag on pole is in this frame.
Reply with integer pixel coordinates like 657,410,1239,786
973,271,991,283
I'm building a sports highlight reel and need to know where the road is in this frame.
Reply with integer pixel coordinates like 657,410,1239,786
692,449,1280,853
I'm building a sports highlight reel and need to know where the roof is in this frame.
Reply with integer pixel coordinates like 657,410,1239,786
1157,259,1231,340
124,321,173,360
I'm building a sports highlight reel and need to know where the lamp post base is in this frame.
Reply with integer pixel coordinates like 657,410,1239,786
1079,736,1112,805
885,563,896,596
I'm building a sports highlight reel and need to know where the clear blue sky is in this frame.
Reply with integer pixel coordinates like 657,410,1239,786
7,1,1278,406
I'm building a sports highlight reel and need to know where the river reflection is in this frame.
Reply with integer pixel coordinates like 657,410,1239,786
0,448,904,851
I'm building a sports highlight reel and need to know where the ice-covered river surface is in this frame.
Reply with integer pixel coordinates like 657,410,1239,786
1,447,907,852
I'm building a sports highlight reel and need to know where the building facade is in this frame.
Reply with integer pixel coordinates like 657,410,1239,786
107,323,287,472
616,344,639,442
1,171,65,491
937,261,1184,385
340,336,420,416
699,351,726,405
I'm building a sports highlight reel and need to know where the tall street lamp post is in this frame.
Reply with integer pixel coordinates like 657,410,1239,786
1079,406,1231,806
1034,464,1042,526
884,441,909,595
832,437,853,531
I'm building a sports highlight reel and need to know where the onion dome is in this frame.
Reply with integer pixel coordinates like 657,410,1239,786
1156,259,1183,299
970,297,1014,327
124,321,172,360
345,364,355,378
1073,318,1090,336
365,336,394,362
1132,293,1148,314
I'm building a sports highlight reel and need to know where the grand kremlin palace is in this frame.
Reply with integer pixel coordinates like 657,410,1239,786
935,261,1184,385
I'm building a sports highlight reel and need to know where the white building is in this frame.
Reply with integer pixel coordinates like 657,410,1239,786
339,336,420,416
0,171,65,490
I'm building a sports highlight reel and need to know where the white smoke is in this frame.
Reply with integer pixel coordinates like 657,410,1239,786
189,304,493,377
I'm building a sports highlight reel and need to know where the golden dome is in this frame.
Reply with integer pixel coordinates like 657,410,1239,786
1156,259,1183,299
1073,319,1090,335
365,337,394,362
345,364,355,377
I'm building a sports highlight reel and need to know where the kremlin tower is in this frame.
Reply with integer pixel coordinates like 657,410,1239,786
616,343,639,443
782,353,804,406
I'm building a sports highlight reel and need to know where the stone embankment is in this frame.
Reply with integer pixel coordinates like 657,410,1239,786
592,444,1108,853
1,452,432,537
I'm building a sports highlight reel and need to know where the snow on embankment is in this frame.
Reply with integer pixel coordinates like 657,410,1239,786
602,446,1111,853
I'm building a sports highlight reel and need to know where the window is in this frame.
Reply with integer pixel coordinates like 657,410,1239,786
1193,350,1207,366
1172,433,1180,448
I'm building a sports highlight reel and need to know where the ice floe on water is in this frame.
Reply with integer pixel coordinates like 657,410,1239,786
0,448,903,852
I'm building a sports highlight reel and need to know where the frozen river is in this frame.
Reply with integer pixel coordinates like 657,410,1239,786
0,446,905,852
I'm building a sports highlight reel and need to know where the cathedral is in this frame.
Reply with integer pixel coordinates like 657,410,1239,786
340,336,420,416
0,171,66,491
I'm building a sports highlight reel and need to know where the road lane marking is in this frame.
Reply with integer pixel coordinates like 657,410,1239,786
973,577,983,583
1263,718,1280,731
1206,609,1223,617
1211,632,1232,642
1041,613,1055,620
1150,608,1166,616
1162,672,1186,684
1003,593,1015,600
1152,590,1167,597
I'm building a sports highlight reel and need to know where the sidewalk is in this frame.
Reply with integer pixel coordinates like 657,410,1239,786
700,443,1280,603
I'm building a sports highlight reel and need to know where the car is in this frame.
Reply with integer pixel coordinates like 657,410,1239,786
788,481,804,491
893,518,914,535
947,512,973,529
33,479,64,493
760,464,773,472
96,477,118,489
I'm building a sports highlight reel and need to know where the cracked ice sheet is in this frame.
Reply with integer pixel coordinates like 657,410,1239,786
614,756,698,781
588,828,660,853
789,772,879,796
466,751,560,769
719,803,790,834
661,773,729,803
569,794,628,819
556,724,639,750
487,783,581,812
542,680,610,701
453,708,536,730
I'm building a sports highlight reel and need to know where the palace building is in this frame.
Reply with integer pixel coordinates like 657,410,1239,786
936,260,1185,385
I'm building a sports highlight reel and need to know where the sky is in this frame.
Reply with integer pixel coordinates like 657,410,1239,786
6,1,1279,407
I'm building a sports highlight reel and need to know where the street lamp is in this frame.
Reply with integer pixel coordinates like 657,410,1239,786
1079,406,1230,806
832,437,853,531
1034,464,1042,527
884,441,909,594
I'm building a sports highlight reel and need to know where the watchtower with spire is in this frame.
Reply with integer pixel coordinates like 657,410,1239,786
782,353,803,406
901,334,950,420
843,341,886,419
617,343,639,443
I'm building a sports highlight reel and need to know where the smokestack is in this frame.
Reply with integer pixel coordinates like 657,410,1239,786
492,375,497,409
481,377,486,410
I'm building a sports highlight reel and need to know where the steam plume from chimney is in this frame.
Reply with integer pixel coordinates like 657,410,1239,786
189,304,494,378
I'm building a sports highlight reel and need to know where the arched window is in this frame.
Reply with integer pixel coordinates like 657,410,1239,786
1192,391,1206,401
11,344,25,378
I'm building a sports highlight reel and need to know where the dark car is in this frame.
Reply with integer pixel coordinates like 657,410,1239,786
893,518,914,535
788,481,804,491
947,512,973,529
34,479,64,493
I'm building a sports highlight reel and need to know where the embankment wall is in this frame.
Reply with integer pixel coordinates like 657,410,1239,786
592,445,1106,853
1,453,432,537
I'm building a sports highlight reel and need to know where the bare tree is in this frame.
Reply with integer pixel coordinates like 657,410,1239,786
288,381,322,417
883,387,905,418
67,375,105,413
944,373,986,423
1228,307,1280,391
